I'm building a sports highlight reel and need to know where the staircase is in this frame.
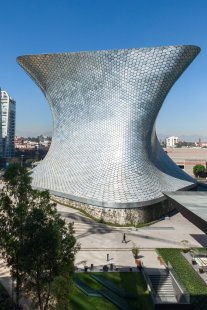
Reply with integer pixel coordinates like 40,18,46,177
147,269,177,303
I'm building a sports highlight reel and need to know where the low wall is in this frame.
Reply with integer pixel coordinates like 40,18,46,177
51,195,174,225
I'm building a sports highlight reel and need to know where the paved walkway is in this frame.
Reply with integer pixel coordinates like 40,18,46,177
57,203,207,270
57,203,207,248
75,249,165,272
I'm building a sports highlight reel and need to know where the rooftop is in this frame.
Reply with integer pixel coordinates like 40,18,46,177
164,191,207,234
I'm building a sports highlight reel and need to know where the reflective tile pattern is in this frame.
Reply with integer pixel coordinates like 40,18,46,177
17,46,200,208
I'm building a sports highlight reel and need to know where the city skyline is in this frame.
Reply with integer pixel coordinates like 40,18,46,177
0,0,207,137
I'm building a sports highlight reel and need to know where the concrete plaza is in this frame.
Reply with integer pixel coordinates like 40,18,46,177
57,203,207,270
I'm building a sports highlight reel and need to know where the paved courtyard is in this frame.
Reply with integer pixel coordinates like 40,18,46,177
57,203,207,270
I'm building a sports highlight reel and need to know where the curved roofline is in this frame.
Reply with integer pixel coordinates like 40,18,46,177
17,45,200,60
33,183,197,209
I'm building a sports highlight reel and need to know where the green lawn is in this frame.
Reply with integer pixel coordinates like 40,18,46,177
157,248,207,309
101,272,153,310
70,272,153,310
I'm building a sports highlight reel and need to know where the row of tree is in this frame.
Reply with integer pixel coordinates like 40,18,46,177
0,164,80,309
175,141,195,148
160,140,196,148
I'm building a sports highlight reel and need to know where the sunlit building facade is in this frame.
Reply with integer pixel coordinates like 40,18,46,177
17,45,200,223
1,90,16,157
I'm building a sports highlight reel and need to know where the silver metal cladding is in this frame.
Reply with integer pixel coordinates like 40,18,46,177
17,46,200,208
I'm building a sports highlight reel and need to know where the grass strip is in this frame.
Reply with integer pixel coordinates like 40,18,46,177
157,248,207,296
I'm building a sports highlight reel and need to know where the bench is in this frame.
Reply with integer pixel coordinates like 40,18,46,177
195,257,207,267
194,257,207,273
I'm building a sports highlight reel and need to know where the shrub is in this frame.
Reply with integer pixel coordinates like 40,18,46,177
193,164,206,178
132,247,139,258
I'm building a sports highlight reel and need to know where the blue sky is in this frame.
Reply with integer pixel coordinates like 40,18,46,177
0,0,206,139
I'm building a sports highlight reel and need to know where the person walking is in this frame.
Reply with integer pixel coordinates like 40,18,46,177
122,233,127,243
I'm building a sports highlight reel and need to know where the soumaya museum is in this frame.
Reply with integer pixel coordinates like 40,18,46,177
17,45,200,225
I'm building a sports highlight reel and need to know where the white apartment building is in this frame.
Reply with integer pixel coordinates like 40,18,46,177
166,136,179,148
1,90,16,157
0,91,2,157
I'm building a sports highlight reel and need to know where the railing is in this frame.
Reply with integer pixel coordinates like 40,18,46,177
167,262,190,304
140,263,158,304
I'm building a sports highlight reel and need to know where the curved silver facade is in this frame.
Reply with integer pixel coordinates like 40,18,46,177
17,46,200,208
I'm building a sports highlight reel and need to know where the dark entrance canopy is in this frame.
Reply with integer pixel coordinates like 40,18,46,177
164,192,207,234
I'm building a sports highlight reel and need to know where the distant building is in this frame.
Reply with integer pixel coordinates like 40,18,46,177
15,136,38,150
15,136,51,150
14,136,24,146
1,90,16,157
166,136,179,147
39,135,51,147
195,138,207,148
165,147,207,176
0,89,3,157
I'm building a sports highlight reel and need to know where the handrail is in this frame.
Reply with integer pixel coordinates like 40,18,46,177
167,262,190,303
141,264,157,304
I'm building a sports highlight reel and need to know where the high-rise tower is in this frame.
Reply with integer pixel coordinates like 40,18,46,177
1,91,16,157
0,89,2,157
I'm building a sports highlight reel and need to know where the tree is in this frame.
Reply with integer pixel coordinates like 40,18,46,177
0,164,79,309
193,164,206,178
176,141,195,148
20,191,79,309
51,273,73,310
0,164,32,307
